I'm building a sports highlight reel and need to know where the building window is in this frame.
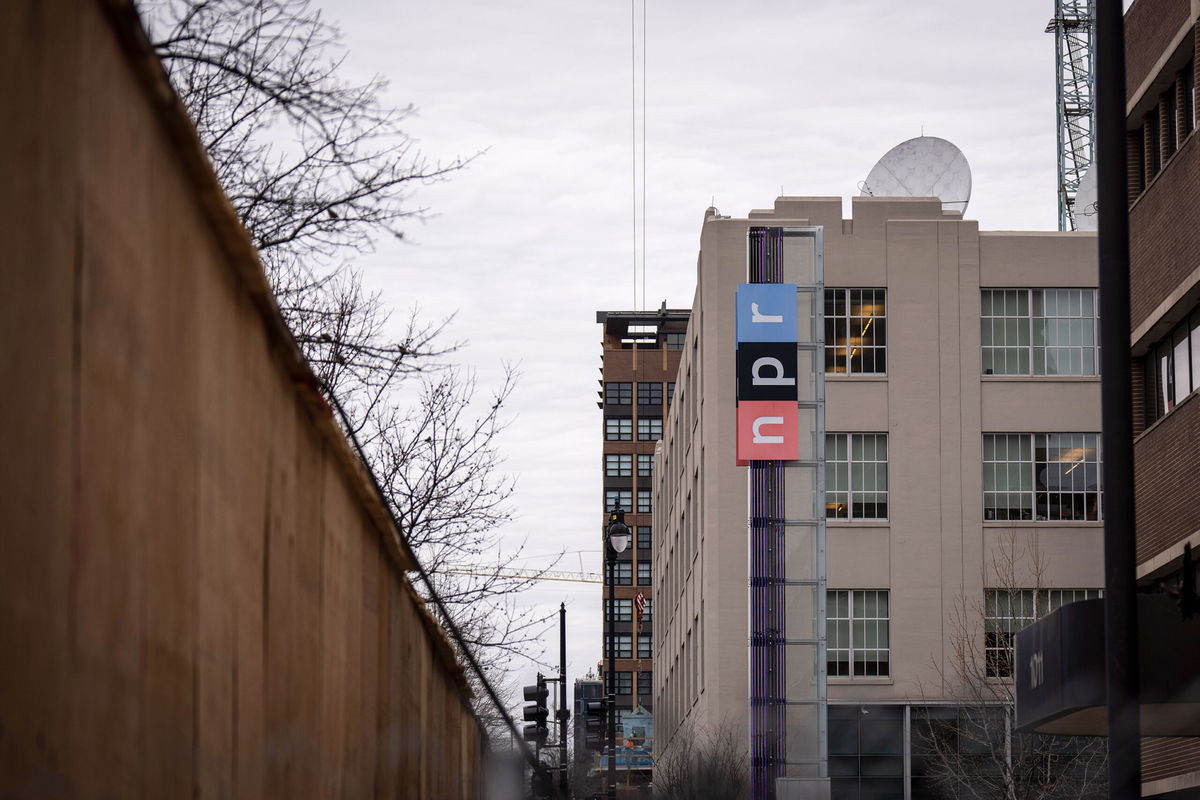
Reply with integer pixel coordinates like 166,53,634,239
637,489,652,514
641,598,653,622
1185,60,1196,136
983,433,1102,521
605,635,632,659
829,705,904,799
638,382,663,405
637,561,652,585
827,590,889,678
604,417,633,441
667,382,676,407
606,562,632,586
605,489,632,513
637,417,663,441
825,288,886,375
605,453,632,477
637,634,653,659
614,671,633,695
826,433,888,520
981,289,1098,376
1145,306,1200,424
605,382,632,405
985,589,1101,677
637,454,654,478
636,526,652,550
638,671,652,695
605,598,632,622
665,332,685,350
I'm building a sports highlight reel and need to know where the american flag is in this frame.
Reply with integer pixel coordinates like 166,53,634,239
634,592,646,631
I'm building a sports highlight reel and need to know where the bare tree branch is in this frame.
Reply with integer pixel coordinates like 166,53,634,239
136,0,548,723
917,532,1107,800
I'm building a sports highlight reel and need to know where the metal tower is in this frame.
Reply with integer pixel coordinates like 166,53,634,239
1046,1,1096,231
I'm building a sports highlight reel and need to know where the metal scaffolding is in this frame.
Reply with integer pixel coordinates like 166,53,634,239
1046,0,1096,231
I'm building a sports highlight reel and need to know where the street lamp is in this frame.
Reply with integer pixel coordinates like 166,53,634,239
605,507,630,800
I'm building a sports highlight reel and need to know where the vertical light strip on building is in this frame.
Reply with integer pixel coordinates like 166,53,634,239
740,227,828,799
744,227,789,798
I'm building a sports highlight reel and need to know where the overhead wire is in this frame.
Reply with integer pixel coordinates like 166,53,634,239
632,0,638,310
642,0,647,313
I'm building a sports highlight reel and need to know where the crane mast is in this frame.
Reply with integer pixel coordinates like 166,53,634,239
1046,0,1096,231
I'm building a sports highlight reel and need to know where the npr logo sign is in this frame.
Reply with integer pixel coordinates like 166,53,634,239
735,283,799,461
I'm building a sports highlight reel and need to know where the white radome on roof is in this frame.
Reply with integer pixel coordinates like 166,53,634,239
860,136,972,215
1073,166,1098,232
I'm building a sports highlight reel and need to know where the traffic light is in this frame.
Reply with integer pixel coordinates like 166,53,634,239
608,507,625,526
522,673,549,742
583,696,608,749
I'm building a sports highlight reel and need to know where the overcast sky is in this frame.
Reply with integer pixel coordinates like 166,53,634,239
322,0,1070,720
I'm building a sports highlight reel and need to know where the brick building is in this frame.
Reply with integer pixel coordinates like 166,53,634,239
594,309,689,747
1125,0,1200,794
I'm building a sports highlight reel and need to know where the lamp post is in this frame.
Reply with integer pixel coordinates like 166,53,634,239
605,507,630,800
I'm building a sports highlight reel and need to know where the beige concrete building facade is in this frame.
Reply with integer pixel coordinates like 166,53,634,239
653,196,1104,798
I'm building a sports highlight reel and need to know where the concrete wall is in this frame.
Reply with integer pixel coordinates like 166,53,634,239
0,2,483,797
654,197,1103,761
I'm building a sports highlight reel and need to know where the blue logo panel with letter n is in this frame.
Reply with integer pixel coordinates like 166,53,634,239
736,283,797,343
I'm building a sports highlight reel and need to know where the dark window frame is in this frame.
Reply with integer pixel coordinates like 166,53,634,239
605,417,632,441
825,288,887,376
605,382,632,405
637,381,663,406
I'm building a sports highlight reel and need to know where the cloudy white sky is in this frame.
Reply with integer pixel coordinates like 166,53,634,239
323,0,1069,718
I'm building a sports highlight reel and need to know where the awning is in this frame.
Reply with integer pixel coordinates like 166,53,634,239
1015,594,1200,735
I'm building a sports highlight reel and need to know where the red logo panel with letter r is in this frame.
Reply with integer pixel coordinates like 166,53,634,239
736,401,799,461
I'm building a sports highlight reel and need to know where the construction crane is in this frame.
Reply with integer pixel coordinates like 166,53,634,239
439,564,603,584
1046,0,1096,231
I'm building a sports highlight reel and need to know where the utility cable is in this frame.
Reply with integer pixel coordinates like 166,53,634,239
321,387,567,800
632,0,638,310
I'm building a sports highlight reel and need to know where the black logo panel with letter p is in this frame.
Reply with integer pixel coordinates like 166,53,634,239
737,342,797,402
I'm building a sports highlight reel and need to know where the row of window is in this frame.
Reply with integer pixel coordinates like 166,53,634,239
826,432,1103,523
605,633,655,659
981,289,1098,377
604,561,652,586
605,453,655,477
983,588,1101,677
605,670,654,696
825,288,1101,377
605,488,653,514
605,597,653,622
1129,58,1196,196
604,381,676,406
826,587,1100,679
1145,305,1200,424
605,417,663,441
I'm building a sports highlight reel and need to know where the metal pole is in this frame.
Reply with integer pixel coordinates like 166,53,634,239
607,539,617,800
559,602,568,798
1095,1,1140,798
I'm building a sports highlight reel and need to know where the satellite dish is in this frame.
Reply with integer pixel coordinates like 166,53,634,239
1072,166,1098,231
860,136,972,215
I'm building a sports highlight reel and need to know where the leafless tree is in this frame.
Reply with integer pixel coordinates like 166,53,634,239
137,0,555,713
916,532,1108,800
653,720,749,800
139,0,471,411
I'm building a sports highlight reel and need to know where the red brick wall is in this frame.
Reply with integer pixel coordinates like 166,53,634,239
1126,0,1191,98
1134,395,1200,563
1129,134,1200,331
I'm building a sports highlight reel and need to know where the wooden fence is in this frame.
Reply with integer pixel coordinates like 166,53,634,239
0,1,484,796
